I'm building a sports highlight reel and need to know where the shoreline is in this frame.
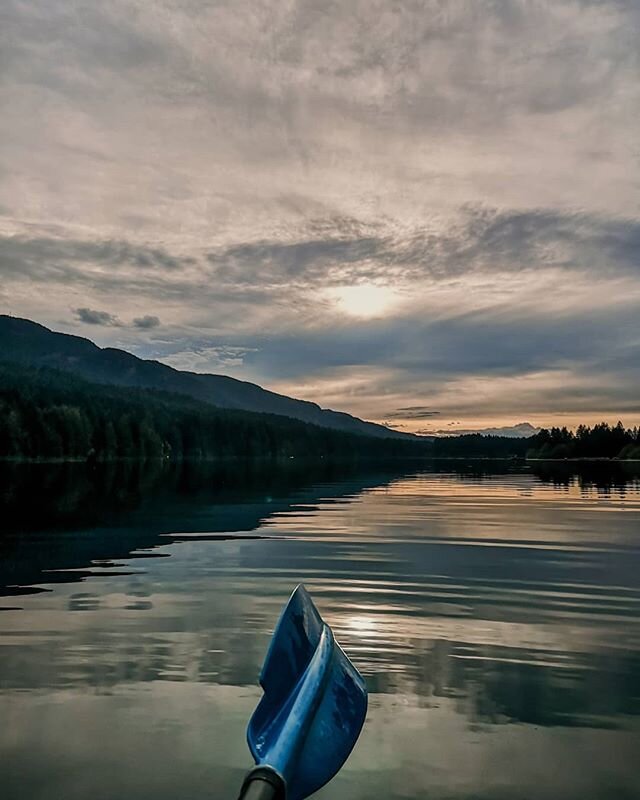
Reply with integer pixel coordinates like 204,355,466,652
1,455,639,465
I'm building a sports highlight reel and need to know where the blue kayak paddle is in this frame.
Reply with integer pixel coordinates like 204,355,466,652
237,585,368,800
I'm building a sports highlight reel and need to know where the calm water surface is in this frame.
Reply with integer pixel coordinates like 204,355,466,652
1,460,639,800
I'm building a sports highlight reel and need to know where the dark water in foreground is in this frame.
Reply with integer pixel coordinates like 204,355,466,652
1,460,639,800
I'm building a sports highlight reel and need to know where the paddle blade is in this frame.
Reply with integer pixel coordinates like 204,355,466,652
247,585,367,800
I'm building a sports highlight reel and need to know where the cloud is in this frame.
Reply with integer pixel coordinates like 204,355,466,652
2,208,639,315
387,408,441,420
2,0,639,243
133,315,160,329
449,208,640,277
0,235,188,278
159,345,258,373
74,307,121,327
202,208,640,292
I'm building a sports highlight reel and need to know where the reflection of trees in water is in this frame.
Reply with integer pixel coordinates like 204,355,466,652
0,459,415,594
0,459,408,532
3,459,639,535
531,461,640,494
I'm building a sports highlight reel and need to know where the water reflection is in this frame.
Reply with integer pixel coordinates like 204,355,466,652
1,460,639,799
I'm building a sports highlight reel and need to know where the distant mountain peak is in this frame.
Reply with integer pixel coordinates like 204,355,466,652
432,421,541,438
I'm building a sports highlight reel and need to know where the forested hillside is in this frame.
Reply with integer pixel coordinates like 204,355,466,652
0,315,412,440
0,362,426,461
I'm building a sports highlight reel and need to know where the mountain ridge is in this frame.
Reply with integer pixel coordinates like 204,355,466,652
0,315,413,440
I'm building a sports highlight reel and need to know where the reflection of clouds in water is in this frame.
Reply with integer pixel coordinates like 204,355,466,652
2,677,638,800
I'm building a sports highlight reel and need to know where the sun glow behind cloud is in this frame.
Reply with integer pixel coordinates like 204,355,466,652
328,284,399,319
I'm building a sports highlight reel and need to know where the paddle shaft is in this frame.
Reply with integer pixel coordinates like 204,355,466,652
238,781,279,800
237,767,286,800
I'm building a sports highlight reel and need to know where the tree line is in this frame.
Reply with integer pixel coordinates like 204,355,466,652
1,362,638,462
0,362,426,462
430,433,531,459
429,424,640,460
526,422,640,460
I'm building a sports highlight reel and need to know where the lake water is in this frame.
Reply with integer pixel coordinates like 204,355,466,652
1,460,639,800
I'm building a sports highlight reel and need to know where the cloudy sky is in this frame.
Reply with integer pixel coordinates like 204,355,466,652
1,0,639,433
